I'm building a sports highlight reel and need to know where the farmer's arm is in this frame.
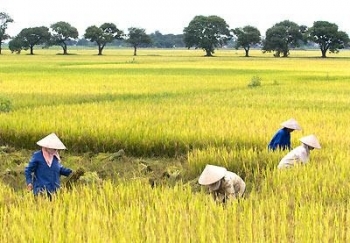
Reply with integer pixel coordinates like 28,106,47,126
268,130,283,150
59,165,73,177
24,155,38,190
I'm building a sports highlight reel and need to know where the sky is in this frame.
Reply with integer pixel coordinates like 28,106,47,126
2,0,350,38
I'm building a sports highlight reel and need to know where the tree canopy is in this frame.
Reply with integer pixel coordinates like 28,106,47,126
232,26,261,57
308,21,350,58
0,12,14,54
84,23,124,55
15,26,51,55
50,21,79,55
2,14,350,57
262,20,306,57
149,31,184,48
8,36,23,54
183,15,231,56
125,27,152,56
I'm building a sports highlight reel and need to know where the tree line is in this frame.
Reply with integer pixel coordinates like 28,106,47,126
0,12,349,58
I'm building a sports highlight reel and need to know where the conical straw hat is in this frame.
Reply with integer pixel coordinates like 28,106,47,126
281,118,302,130
300,134,321,149
36,133,67,150
198,164,227,185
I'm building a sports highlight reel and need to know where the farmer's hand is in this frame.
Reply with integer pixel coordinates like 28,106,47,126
27,183,33,191
68,168,85,182
72,168,85,178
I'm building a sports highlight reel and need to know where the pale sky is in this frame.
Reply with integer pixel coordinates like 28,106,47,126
2,0,350,37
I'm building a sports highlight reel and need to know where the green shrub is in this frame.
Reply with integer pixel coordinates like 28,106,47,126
0,97,12,113
248,76,262,88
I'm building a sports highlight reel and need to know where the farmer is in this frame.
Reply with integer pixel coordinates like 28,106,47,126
25,133,73,199
198,164,246,203
277,134,321,169
268,118,302,151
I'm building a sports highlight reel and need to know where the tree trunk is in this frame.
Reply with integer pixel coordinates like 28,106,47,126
0,45,2,54
30,46,34,55
133,46,137,56
321,49,327,58
205,49,212,56
98,46,103,55
63,44,68,55
244,48,249,57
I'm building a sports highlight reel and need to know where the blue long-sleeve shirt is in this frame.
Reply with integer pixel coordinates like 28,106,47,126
25,150,72,195
268,128,291,151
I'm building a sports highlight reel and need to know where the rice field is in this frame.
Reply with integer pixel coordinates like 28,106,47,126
0,48,350,242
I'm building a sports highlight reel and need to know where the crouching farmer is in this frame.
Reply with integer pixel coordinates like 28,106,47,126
278,134,321,169
25,133,73,199
198,164,246,203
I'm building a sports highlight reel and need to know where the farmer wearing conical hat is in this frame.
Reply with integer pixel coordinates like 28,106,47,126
277,134,321,169
198,164,246,202
25,133,73,198
268,118,302,151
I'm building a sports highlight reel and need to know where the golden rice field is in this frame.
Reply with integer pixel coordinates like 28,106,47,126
1,48,350,242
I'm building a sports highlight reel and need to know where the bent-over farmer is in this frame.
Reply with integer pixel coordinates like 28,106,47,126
278,134,321,169
268,118,302,151
198,164,246,202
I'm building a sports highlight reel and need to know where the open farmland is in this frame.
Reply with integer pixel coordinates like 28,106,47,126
1,48,350,242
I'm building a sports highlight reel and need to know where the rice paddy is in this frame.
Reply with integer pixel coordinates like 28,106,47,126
0,48,350,242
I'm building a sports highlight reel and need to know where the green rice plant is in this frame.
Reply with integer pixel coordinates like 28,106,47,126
0,96,12,113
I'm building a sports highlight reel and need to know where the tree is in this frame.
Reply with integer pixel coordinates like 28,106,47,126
76,38,95,46
84,23,124,55
262,20,306,57
0,12,14,54
16,26,51,55
232,26,261,57
149,31,185,48
308,21,350,58
125,27,152,56
8,36,24,54
50,21,79,55
183,15,231,56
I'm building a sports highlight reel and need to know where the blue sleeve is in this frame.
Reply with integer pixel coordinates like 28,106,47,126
24,154,38,185
268,132,280,150
59,165,72,177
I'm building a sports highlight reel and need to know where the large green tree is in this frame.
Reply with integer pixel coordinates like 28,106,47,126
232,26,261,57
308,21,349,58
84,23,124,55
262,20,306,57
8,36,24,54
16,26,51,55
0,12,14,54
125,27,152,56
50,21,79,55
183,15,231,56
